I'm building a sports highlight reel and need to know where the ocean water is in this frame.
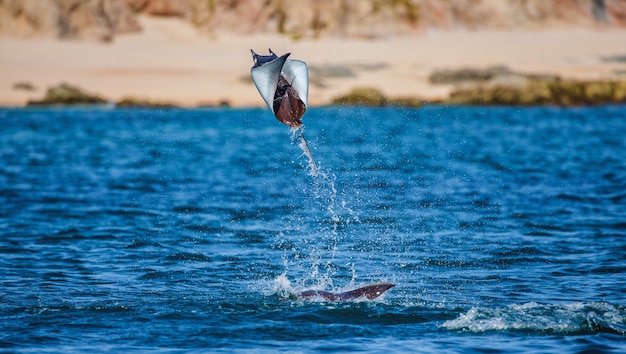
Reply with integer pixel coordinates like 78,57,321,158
1,105,625,353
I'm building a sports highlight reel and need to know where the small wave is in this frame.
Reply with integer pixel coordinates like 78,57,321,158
164,252,212,262
443,302,626,335
172,205,206,213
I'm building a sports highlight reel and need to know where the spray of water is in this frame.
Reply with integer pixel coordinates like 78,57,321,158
263,125,393,298
275,127,366,292
291,127,318,178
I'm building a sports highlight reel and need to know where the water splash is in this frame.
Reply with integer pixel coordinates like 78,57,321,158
290,126,363,229
282,126,386,292
271,273,296,298
291,127,318,177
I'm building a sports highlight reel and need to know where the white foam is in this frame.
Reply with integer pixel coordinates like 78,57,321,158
272,273,295,297
443,302,626,334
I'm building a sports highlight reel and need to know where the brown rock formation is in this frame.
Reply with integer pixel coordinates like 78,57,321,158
124,0,194,17
417,0,626,29
188,0,626,38
331,87,423,107
436,67,626,106
189,0,421,39
1,0,625,41
0,0,140,41
606,0,626,25
27,82,107,105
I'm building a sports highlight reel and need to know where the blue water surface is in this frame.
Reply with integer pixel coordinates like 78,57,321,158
1,105,625,353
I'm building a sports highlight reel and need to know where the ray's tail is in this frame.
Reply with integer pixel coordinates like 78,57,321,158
292,127,318,177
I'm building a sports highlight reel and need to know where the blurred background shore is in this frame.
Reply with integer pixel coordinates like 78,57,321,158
1,0,626,107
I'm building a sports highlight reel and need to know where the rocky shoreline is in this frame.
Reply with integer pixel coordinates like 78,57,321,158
21,74,626,109
434,67,626,106
3,8,626,109
25,83,219,108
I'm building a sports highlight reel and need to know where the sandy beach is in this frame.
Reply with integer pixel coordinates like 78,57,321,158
1,15,626,107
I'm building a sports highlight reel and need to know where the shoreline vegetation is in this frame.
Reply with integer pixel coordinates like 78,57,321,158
19,73,626,109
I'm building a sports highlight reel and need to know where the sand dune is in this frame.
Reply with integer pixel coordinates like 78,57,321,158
1,15,626,107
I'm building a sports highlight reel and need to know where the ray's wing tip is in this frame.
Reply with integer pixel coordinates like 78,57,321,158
250,49,258,66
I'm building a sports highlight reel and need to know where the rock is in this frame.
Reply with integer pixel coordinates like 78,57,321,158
116,96,178,108
196,99,231,108
429,66,597,105
13,81,37,91
606,0,626,26
331,87,423,108
189,0,421,39
332,87,388,106
27,83,107,105
188,0,626,39
547,79,626,105
447,82,548,106
445,78,626,106
124,0,194,17
388,97,424,108
2,0,626,41
0,0,141,41
429,66,513,85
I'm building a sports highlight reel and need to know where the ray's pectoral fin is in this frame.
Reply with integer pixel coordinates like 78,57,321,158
281,60,308,108
250,50,290,115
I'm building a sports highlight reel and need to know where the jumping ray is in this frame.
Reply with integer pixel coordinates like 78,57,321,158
250,48,318,177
